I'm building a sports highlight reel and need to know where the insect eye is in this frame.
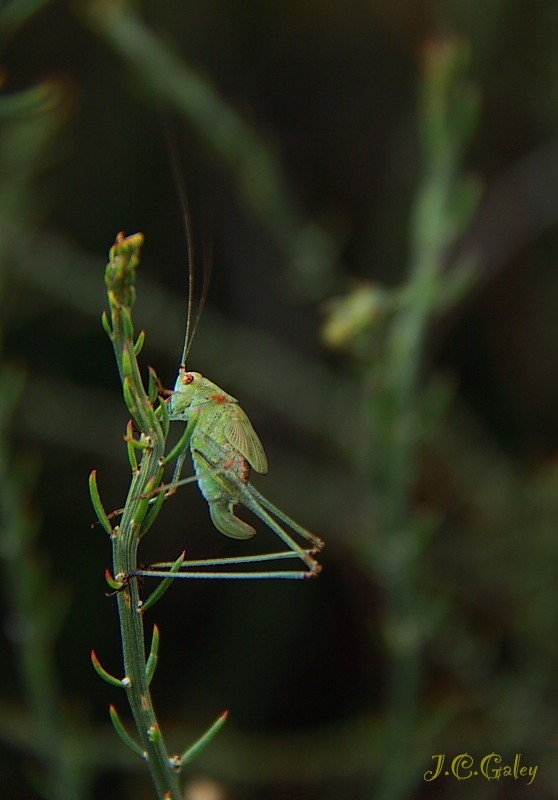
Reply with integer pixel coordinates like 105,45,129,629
182,372,195,385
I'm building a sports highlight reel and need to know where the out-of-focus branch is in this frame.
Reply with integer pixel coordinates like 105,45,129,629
84,0,340,298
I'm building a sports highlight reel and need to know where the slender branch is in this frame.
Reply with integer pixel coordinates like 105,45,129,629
374,38,480,800
0,76,98,800
98,232,182,799
84,0,339,298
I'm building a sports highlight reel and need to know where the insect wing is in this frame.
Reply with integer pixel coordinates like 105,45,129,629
223,405,268,474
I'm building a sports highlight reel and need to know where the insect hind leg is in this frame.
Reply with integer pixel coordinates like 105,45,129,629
247,484,324,551
194,436,323,577
237,483,322,577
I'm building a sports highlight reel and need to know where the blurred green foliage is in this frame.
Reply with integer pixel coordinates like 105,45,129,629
2,1,558,799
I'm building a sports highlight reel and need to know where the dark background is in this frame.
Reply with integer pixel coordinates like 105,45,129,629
2,2,558,799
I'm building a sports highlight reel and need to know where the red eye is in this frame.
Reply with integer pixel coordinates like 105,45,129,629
182,372,194,385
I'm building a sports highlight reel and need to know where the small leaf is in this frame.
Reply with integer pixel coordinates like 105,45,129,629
122,376,139,418
178,710,229,770
157,394,170,437
91,650,126,688
134,329,146,355
121,345,134,379
132,492,152,529
125,420,138,472
105,569,124,591
146,624,160,685
139,487,166,539
132,471,163,528
88,470,112,535
120,306,134,340
141,552,185,613
109,705,145,758
148,724,162,744
124,429,151,451
101,310,112,338
147,366,160,404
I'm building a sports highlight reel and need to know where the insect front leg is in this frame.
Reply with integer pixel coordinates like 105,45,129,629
170,450,188,493
163,408,200,496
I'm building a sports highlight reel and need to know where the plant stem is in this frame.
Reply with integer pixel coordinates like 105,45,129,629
104,233,181,799
0,77,97,800
112,475,182,798
374,38,479,800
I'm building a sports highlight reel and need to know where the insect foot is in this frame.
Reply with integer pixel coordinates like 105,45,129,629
306,558,323,578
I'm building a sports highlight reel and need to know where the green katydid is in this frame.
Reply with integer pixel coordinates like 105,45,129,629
160,361,323,579
133,154,323,581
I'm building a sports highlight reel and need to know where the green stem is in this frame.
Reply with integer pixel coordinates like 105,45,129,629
0,375,94,800
374,39,478,800
112,489,181,797
104,233,181,799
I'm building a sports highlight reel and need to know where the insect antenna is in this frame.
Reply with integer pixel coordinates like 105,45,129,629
189,236,212,361
163,116,211,367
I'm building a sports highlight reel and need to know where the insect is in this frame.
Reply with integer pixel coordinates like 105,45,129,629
164,362,323,579
135,142,323,581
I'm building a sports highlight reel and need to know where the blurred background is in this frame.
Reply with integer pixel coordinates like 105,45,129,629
2,1,558,799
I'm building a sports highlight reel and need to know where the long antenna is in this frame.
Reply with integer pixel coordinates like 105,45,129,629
162,116,209,367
